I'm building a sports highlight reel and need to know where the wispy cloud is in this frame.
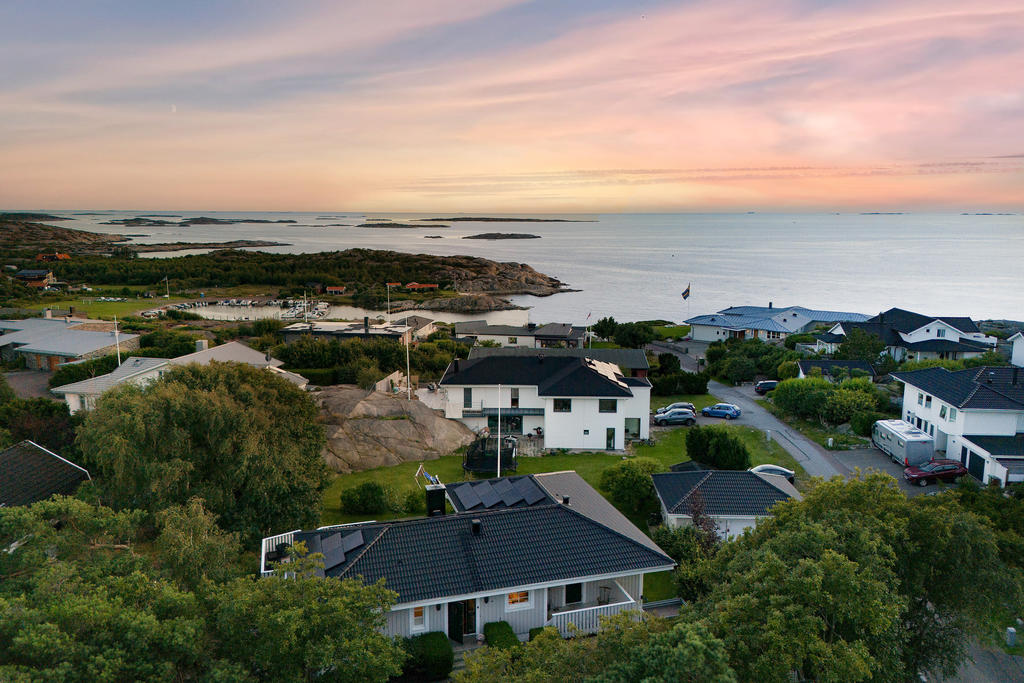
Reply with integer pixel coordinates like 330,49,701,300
0,0,1022,210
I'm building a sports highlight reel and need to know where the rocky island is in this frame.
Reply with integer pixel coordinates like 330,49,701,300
417,216,596,222
357,221,450,229
463,232,541,240
102,216,298,227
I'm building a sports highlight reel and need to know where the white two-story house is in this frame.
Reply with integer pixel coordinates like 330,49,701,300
816,308,997,362
439,355,650,450
892,366,1024,486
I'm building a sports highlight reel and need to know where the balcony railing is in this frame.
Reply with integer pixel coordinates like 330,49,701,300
544,598,639,636
460,400,544,417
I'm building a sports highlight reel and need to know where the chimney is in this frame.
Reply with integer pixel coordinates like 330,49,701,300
768,301,773,309
426,484,446,517
363,316,370,334
68,306,74,315
471,518,482,535
561,495,570,506
195,339,209,352
453,359,459,373
43,308,52,319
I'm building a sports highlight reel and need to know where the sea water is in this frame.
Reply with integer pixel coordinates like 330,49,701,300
40,210,1024,324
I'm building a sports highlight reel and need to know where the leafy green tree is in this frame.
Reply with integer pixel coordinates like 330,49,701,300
592,316,618,341
0,397,82,457
208,569,404,682
821,388,878,425
154,497,244,589
835,328,885,362
613,322,656,348
783,332,816,350
776,360,799,379
0,373,18,404
771,377,833,420
652,524,719,600
599,457,661,515
591,622,736,683
656,352,681,374
76,362,328,541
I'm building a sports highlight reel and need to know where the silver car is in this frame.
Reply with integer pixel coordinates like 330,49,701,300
655,401,696,415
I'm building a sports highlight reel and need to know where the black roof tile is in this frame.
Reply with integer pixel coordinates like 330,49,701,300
296,504,673,605
0,440,90,507
963,434,1024,456
441,356,635,397
892,366,1024,410
468,346,650,370
652,470,794,516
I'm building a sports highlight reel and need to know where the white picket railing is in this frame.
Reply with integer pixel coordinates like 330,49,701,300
544,598,638,636
260,530,296,576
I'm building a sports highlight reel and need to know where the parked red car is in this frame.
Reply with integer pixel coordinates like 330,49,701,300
903,459,968,487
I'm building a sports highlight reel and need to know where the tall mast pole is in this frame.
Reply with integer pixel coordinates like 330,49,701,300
496,383,502,478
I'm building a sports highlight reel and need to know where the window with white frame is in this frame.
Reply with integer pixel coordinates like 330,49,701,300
917,393,924,405
553,398,572,413
411,606,426,631
937,328,946,338
949,407,957,421
939,405,947,419
507,590,531,609
925,395,932,408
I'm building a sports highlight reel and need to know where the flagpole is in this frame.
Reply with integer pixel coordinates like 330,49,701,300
493,382,497,479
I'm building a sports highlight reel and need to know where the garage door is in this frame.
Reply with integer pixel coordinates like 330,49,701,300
967,451,986,481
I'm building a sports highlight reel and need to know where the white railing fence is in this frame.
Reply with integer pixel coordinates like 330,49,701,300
544,598,638,636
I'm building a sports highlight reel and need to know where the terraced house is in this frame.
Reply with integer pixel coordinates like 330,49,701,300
260,473,673,643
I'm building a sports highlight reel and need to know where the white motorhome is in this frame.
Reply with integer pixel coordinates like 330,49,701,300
872,419,934,466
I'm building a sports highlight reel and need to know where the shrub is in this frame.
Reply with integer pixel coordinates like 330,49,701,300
777,360,799,380
851,410,888,437
403,488,426,515
293,368,336,385
613,322,656,348
599,457,661,515
650,371,709,396
528,626,549,641
402,631,454,681
685,426,751,470
483,621,520,650
339,481,400,515
783,333,816,350
705,342,727,364
656,353,681,374
48,354,120,388
721,356,757,385
821,389,879,426
771,378,833,421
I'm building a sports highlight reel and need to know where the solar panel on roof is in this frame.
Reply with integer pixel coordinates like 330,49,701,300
478,484,502,508
492,479,514,497
452,484,482,510
520,481,547,505
320,532,342,553
501,487,524,506
342,530,364,552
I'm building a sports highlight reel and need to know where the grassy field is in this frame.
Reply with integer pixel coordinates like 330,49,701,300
652,324,690,340
25,297,190,319
756,398,869,450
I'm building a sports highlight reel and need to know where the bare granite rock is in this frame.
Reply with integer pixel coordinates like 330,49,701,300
318,385,474,473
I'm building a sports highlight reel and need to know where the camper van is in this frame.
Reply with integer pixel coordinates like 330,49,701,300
872,419,934,467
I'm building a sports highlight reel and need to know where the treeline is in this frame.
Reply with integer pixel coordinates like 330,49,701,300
50,248,484,292
274,333,472,386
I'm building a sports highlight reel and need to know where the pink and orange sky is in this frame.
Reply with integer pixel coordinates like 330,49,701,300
2,0,1022,212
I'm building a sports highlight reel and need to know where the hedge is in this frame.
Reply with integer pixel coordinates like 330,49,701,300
651,371,709,396
483,621,520,650
851,410,888,437
339,481,400,514
685,426,751,470
528,626,549,641
401,631,454,681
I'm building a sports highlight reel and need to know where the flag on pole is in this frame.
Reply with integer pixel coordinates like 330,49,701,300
585,311,592,321
682,283,691,300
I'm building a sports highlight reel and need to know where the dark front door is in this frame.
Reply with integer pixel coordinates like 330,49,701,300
968,451,986,481
447,601,464,643
606,427,615,450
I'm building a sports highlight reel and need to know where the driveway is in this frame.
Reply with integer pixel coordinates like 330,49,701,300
943,641,1024,683
707,380,846,480
3,370,53,399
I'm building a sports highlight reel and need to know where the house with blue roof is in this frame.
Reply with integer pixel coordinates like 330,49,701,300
685,303,869,343
260,472,674,643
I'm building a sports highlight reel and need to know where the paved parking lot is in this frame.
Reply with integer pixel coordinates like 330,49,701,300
3,370,52,399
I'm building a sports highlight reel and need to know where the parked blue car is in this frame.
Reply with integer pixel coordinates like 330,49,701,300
701,403,741,419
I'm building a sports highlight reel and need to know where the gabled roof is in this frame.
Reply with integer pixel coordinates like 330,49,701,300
902,338,992,353
295,503,673,605
1009,331,1024,343
868,307,980,334
652,470,797,517
0,440,90,507
838,321,904,346
447,475,554,511
440,356,635,397
50,356,168,395
719,305,869,323
892,366,1024,411
469,346,649,370
533,323,585,339
455,321,531,336
168,340,283,368
797,359,875,377
0,318,138,358
685,313,792,333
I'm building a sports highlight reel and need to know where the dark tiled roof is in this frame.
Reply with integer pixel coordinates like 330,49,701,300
297,504,673,605
963,434,1024,456
839,321,903,346
441,356,635,397
814,332,846,344
892,366,1024,410
902,338,991,353
469,346,649,370
0,440,90,507
797,359,875,376
652,470,794,516
533,323,585,339
868,307,980,334
455,321,530,336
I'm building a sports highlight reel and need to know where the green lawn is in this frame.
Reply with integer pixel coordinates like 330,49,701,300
652,324,690,340
755,399,869,450
643,571,676,602
26,297,190,320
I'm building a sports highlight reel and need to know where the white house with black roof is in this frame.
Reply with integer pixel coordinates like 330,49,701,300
891,366,1024,485
439,355,651,450
467,346,650,378
815,307,997,362
652,470,800,538
455,321,587,348
259,473,674,643
1010,331,1024,368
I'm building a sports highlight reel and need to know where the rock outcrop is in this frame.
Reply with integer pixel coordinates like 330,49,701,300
318,386,475,473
